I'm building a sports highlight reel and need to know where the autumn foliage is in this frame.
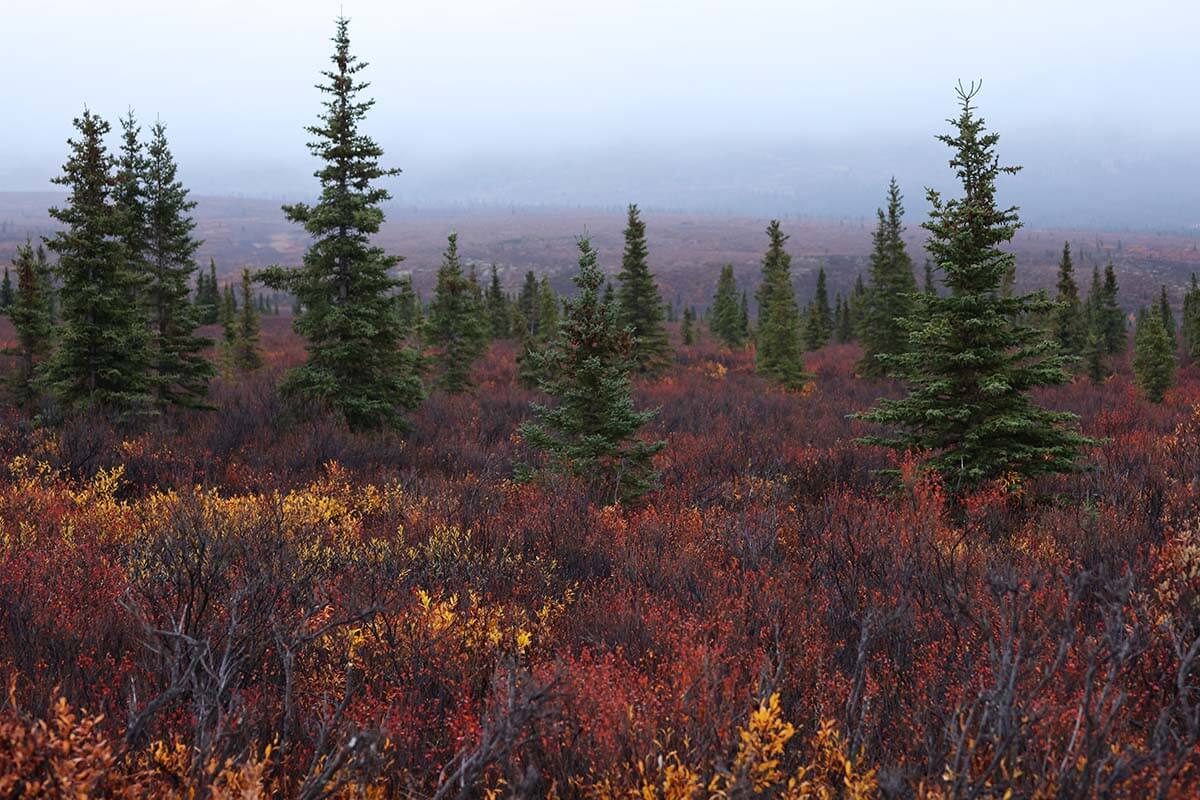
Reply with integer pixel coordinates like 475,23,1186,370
0,330,1198,797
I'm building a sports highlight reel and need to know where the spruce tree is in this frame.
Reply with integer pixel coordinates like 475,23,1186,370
395,275,421,337
219,283,238,365
709,263,744,348
0,270,12,311
1182,274,1200,358
426,233,486,393
923,260,938,296
230,268,263,371
519,237,664,504
755,220,810,389
486,264,511,338
143,121,215,407
1052,241,1086,360
113,110,151,293
259,16,423,430
616,204,670,372
1084,329,1110,385
1099,263,1125,354
739,290,750,340
802,266,833,350
1133,305,1176,403
4,242,55,401
204,259,220,323
517,271,540,336
859,178,918,375
538,277,560,339
43,110,153,412
680,305,696,345
1159,285,1177,346
856,84,1091,489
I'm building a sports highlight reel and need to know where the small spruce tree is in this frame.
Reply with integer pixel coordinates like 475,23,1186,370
519,237,665,505
802,266,833,350
229,268,263,371
680,305,696,345
709,264,744,348
859,178,918,375
615,204,671,372
856,83,1091,489
426,233,486,393
1052,241,1086,360
4,242,55,401
755,220,810,389
1133,305,1176,402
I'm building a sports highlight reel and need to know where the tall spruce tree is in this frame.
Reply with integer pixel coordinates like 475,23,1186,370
859,178,918,375
517,270,540,336
143,121,215,407
710,263,744,348
114,110,151,293
616,204,670,372
0,270,12,311
259,16,422,429
1182,274,1200,358
1159,285,1177,346
856,84,1091,489
43,110,153,412
519,237,664,504
680,305,696,345
230,268,263,371
802,266,833,350
486,264,511,338
1133,305,1176,403
755,220,810,389
1099,263,1125,354
426,232,486,393
4,242,55,401
1052,241,1086,360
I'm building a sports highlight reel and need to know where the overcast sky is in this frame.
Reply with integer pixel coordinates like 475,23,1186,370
4,0,1199,227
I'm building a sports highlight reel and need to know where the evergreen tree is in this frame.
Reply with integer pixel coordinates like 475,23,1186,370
538,276,560,340
113,110,151,293
219,283,237,363
426,233,486,393
709,263,744,348
486,264,511,338
0,269,12,311
835,294,853,343
856,84,1091,489
1159,285,1177,346
859,178,918,375
230,268,262,371
1182,274,1200,358
1084,329,1110,385
1133,305,1176,402
395,275,421,337
1052,241,1086,360
205,259,220,323
259,16,423,430
4,242,55,401
519,237,664,504
680,305,696,345
143,120,215,407
802,266,833,350
615,204,671,372
1099,263,1125,354
517,270,540,336
739,291,750,340
755,220,810,389
43,110,153,412
923,260,938,296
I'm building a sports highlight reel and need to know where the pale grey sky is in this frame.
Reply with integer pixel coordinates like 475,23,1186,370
4,0,1199,226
